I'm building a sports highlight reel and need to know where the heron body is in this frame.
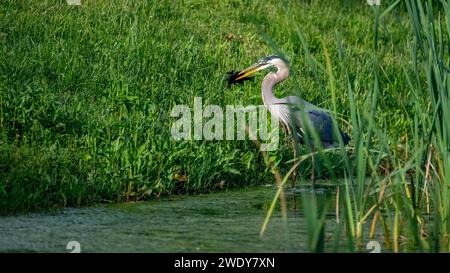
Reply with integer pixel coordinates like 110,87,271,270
229,55,350,148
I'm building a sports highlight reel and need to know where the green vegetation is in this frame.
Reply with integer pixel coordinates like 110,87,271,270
1,0,450,253
259,0,450,253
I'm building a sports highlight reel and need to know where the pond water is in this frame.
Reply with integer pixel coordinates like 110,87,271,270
0,184,361,252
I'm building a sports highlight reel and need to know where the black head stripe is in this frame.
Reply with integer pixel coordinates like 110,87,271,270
260,55,279,63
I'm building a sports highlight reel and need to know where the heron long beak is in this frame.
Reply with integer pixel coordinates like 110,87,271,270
235,62,270,80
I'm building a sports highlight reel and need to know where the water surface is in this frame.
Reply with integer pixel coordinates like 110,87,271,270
0,185,345,252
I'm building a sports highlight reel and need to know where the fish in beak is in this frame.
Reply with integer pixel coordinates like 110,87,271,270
226,60,272,86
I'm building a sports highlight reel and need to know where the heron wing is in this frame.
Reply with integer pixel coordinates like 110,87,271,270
275,100,336,146
304,109,335,145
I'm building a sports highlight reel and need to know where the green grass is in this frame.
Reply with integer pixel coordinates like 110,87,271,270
1,0,285,213
0,0,402,212
1,0,449,252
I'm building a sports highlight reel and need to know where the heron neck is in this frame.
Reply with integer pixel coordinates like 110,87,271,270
262,68,289,106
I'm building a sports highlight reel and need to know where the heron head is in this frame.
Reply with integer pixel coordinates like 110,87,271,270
227,55,286,86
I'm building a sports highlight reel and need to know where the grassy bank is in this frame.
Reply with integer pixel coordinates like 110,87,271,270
0,1,370,213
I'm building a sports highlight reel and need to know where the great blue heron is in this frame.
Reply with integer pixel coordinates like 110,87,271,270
228,55,350,186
